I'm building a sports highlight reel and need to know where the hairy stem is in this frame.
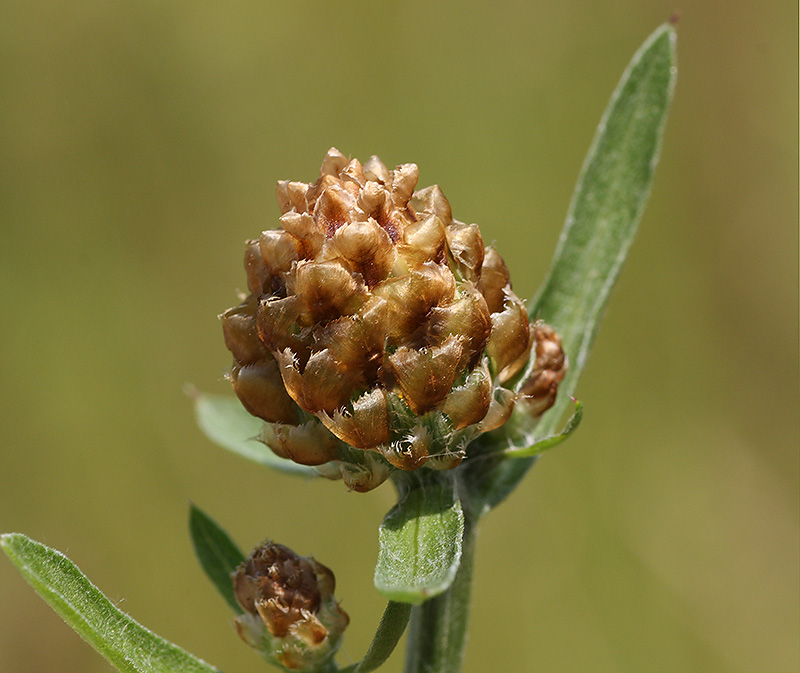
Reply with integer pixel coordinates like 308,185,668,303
402,514,478,673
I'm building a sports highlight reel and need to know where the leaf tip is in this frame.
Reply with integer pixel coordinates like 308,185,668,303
0,533,22,552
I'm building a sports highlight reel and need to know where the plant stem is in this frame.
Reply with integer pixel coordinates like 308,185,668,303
402,514,478,673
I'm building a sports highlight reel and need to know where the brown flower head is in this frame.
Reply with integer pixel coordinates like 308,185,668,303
221,148,566,491
233,541,349,671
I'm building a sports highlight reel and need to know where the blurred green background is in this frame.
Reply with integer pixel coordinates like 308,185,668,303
1,1,797,672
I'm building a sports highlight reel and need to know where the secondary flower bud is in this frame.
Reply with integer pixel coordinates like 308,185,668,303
221,148,567,490
519,322,567,416
234,541,349,672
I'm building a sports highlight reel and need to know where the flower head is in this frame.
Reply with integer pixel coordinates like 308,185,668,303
221,148,565,490
233,541,349,671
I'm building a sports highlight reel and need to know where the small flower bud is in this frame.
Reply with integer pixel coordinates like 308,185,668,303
519,322,567,416
234,541,349,671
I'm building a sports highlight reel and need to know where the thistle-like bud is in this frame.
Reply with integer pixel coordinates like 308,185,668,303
233,541,349,672
221,148,566,490
519,322,567,416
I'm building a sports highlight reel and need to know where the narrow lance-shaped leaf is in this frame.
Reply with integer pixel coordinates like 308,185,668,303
190,390,314,476
374,477,464,604
189,504,246,613
473,23,677,511
532,23,677,427
1,533,222,673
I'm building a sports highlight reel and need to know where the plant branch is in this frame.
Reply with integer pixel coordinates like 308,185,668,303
401,513,478,673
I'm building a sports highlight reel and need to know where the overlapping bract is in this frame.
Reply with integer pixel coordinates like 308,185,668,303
221,148,565,491
234,542,349,672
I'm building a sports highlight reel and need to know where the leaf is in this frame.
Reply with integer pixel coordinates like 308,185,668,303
474,23,677,512
1,533,222,673
502,399,583,458
189,504,246,614
374,479,464,604
338,601,412,673
191,391,314,476
531,23,677,429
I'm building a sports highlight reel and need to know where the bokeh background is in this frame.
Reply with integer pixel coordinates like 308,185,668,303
1,1,797,672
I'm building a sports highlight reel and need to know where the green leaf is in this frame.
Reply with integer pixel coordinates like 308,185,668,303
339,601,412,673
191,391,314,476
531,23,677,429
189,504,246,614
401,517,478,673
502,399,583,458
474,23,677,512
1,533,222,673
374,477,464,604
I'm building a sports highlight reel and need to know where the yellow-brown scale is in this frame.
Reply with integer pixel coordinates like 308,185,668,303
221,148,566,491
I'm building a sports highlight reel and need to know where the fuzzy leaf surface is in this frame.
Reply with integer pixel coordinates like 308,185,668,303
189,504,246,613
532,24,677,417
1,533,222,673
474,23,677,512
193,392,314,475
374,480,464,604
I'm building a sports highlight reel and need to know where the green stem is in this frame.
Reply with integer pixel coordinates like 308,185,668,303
402,513,478,673
339,601,412,673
